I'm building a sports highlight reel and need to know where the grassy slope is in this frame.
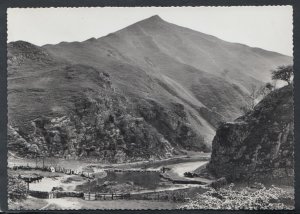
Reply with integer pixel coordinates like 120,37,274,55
43,15,292,142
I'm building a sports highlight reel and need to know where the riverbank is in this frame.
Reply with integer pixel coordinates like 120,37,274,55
8,151,210,170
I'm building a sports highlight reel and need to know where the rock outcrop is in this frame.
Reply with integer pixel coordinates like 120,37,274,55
207,85,294,184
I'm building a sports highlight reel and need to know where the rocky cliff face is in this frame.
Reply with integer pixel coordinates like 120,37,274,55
7,76,182,162
207,85,294,184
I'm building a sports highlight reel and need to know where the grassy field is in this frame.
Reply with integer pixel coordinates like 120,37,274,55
9,196,48,210
10,197,183,210
9,169,87,192
53,198,182,209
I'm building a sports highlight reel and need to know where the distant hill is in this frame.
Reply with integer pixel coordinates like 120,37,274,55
7,15,292,161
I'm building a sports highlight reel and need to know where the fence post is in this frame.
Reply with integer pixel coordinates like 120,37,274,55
27,181,29,195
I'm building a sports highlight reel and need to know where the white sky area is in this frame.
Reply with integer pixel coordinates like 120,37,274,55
8,6,293,56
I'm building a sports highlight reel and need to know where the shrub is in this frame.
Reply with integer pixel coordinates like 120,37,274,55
8,173,27,204
271,65,293,85
180,183,294,210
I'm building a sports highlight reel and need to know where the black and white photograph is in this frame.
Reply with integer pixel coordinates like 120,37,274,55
7,6,294,210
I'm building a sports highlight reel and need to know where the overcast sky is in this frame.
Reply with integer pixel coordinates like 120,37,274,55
8,6,293,56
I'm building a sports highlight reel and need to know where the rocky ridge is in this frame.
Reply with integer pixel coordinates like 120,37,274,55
207,85,294,184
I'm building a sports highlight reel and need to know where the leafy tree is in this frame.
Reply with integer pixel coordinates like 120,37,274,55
271,65,293,85
8,173,27,203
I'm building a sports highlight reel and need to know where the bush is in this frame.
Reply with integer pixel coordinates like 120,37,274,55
180,184,294,210
271,65,293,85
8,173,27,203
184,172,198,178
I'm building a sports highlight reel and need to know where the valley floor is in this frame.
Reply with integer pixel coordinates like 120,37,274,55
8,152,211,210
10,151,293,210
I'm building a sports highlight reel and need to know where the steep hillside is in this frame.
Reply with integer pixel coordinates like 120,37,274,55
207,85,294,184
8,41,208,162
43,15,292,142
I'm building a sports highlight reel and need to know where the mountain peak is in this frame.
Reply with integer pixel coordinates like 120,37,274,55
139,15,165,24
147,15,163,21
116,15,166,34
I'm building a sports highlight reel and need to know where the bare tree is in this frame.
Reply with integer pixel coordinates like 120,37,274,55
240,83,274,114
240,85,260,114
